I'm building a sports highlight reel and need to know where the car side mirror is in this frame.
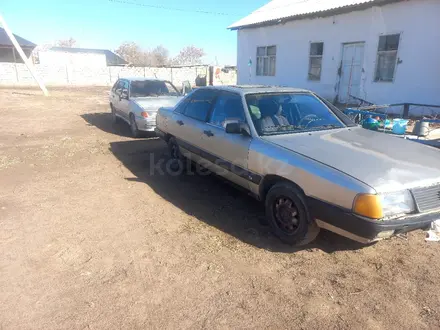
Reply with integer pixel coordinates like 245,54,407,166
121,89,129,100
225,121,251,136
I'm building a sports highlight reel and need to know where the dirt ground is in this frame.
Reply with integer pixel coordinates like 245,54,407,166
1,87,440,330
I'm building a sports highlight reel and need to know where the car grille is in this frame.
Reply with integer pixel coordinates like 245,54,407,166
411,184,440,212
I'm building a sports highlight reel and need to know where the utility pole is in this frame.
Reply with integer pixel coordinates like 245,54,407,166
0,13,49,96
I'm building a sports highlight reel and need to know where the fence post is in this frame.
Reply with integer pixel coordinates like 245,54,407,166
144,67,146,77
14,63,19,83
403,103,410,119
65,65,69,84
170,67,173,84
109,67,112,85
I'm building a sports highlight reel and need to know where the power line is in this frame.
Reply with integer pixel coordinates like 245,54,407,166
108,0,242,16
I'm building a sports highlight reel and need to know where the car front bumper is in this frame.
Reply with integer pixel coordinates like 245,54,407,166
308,197,438,243
135,116,156,132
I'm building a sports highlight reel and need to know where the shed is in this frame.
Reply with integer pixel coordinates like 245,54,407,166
37,47,128,67
0,27,36,63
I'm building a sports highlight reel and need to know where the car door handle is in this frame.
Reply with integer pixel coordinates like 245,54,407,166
203,130,214,137
176,120,184,126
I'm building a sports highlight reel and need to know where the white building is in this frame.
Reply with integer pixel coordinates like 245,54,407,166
37,47,127,67
229,0,440,107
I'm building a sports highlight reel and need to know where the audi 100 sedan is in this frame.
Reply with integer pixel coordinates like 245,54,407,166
155,85,440,246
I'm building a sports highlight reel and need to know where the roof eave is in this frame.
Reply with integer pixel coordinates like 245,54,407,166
228,0,401,30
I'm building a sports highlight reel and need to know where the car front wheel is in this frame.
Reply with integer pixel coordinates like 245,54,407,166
265,182,319,246
129,114,141,138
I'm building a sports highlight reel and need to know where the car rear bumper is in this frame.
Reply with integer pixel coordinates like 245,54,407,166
154,127,166,139
308,197,438,243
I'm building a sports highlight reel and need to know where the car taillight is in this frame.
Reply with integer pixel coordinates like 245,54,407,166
141,111,149,118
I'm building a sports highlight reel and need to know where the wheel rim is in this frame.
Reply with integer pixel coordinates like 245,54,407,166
273,196,300,235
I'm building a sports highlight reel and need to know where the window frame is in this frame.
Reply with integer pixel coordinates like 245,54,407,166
114,79,126,95
374,33,401,83
181,89,219,122
120,80,129,98
308,42,324,81
111,79,120,92
207,91,247,130
174,92,193,114
256,46,276,77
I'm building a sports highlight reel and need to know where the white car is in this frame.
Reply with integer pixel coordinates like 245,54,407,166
109,77,184,137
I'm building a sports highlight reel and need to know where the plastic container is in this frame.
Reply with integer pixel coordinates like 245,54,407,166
362,117,379,130
392,118,409,135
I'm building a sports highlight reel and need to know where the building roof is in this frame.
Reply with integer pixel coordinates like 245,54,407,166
49,47,128,66
228,0,399,30
0,27,36,48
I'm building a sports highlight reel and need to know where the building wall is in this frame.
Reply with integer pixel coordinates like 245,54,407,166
236,0,440,106
38,51,107,67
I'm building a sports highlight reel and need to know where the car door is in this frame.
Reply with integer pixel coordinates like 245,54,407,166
118,79,130,120
200,91,252,189
110,79,122,113
170,89,218,161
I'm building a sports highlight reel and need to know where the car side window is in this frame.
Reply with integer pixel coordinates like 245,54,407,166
183,89,218,122
121,80,129,91
114,80,124,95
174,93,193,114
112,80,119,92
209,92,246,128
115,80,128,95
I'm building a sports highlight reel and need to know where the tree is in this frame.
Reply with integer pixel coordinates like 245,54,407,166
56,38,76,48
115,42,170,66
172,45,205,65
151,45,169,66
115,42,144,65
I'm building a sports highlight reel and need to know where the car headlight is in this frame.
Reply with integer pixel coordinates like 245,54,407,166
353,190,415,219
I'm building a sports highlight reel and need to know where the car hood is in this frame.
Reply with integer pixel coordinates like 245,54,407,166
133,96,183,110
262,127,440,193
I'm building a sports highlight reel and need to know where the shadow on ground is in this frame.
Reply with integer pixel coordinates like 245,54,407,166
109,138,366,253
81,112,154,138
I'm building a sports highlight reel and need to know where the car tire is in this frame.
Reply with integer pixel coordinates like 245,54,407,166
129,113,141,138
167,137,187,173
110,104,118,124
265,182,320,246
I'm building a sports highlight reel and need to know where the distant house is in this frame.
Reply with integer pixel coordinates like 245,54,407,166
0,27,36,63
229,0,440,105
37,47,127,67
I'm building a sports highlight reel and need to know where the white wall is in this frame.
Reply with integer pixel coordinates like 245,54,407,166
0,64,234,89
39,51,107,67
237,0,440,107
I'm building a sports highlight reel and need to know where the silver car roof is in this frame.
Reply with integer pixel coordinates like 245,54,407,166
119,77,169,82
198,85,312,95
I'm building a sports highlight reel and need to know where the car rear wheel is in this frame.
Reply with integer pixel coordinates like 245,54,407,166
265,182,319,246
167,137,187,173
129,113,141,138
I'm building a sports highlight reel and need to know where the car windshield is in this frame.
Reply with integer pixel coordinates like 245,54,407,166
130,80,180,97
246,93,345,136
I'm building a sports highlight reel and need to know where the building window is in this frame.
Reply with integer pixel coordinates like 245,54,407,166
308,42,324,81
256,46,276,76
375,34,400,82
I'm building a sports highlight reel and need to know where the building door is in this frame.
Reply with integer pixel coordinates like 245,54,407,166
338,43,365,103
